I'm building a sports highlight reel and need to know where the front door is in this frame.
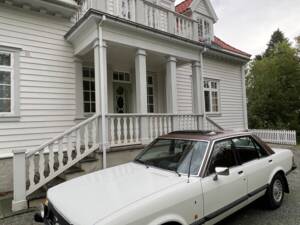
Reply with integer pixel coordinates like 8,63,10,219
113,83,129,113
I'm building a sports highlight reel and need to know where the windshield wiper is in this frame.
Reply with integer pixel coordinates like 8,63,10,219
135,159,149,168
175,170,182,177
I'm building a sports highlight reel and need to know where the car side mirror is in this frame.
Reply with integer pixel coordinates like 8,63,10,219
213,167,230,181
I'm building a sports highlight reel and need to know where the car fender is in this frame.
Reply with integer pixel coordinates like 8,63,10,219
148,214,188,225
268,166,289,193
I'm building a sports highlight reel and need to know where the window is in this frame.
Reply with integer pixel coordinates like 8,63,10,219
204,79,220,113
82,67,95,113
113,71,131,83
208,139,237,175
197,18,211,40
0,52,13,113
232,136,268,164
147,75,155,113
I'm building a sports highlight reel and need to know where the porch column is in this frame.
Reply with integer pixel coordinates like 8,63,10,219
166,56,177,113
135,49,147,113
135,49,149,144
192,60,204,129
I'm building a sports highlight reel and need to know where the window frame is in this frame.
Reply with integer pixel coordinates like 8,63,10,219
147,74,155,113
204,78,221,114
0,46,20,121
82,67,96,115
197,16,212,41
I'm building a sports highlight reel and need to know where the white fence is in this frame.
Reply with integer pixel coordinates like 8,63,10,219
249,129,297,145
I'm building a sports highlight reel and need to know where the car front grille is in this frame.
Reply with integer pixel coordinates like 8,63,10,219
45,202,71,225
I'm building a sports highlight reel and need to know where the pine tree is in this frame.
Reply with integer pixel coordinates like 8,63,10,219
264,29,288,57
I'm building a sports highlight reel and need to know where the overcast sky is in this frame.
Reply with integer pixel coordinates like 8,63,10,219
175,0,300,56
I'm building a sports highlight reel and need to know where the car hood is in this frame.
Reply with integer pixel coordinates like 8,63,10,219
47,162,184,225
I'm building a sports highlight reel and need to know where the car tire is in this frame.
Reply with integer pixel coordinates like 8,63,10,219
266,173,285,209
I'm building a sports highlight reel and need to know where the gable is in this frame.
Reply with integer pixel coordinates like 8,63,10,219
191,0,218,23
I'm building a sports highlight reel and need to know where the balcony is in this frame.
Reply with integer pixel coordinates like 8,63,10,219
73,0,199,41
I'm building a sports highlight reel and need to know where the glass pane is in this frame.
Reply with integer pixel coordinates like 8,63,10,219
0,71,11,84
147,87,153,95
0,99,11,112
0,53,11,66
83,68,90,77
84,103,90,113
90,68,95,78
148,105,154,113
204,80,209,88
211,82,217,89
91,102,96,113
83,91,90,101
212,91,218,112
90,81,95,91
91,91,95,101
0,85,11,98
232,137,260,163
113,72,118,81
83,81,90,90
119,72,124,81
124,73,130,81
148,96,153,104
204,91,210,112
147,76,153,85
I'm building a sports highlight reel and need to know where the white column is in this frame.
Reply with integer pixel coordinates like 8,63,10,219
200,53,207,129
166,56,177,113
135,49,149,144
12,149,27,211
135,49,147,114
241,65,248,129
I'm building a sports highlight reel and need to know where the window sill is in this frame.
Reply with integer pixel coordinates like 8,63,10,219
0,115,20,122
206,112,222,117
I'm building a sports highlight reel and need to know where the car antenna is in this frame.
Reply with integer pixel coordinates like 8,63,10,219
187,147,196,183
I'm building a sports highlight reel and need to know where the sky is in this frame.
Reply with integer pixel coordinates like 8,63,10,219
175,0,300,56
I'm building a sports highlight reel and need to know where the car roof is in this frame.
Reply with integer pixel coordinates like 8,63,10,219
160,130,252,142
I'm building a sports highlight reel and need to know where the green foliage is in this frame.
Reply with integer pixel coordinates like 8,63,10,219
264,29,288,57
247,31,300,141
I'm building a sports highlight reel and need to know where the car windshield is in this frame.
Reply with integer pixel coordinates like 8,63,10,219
135,139,208,175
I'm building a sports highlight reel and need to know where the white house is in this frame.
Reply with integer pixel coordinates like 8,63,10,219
0,0,251,210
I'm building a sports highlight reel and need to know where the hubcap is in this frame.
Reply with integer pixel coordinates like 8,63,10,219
273,179,283,202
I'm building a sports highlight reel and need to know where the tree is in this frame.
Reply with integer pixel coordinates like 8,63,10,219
264,29,288,57
247,33,300,139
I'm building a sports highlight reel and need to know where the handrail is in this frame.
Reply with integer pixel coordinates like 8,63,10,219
107,113,204,117
26,114,100,157
206,116,224,131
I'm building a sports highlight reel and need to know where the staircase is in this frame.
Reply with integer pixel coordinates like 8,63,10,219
11,113,223,211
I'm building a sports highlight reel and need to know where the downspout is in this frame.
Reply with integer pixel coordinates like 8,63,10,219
97,15,107,168
200,47,208,129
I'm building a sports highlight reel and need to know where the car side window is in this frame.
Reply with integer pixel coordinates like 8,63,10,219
207,139,237,175
232,136,267,164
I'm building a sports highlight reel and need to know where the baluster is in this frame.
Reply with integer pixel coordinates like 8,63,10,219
110,117,115,145
159,116,163,135
168,116,172,133
29,156,35,187
39,149,45,182
149,116,153,140
58,139,64,168
84,125,89,151
67,135,72,165
76,129,81,156
92,118,97,146
129,117,134,143
164,116,168,134
124,117,128,144
135,117,139,143
117,117,121,144
154,116,158,137
49,144,55,174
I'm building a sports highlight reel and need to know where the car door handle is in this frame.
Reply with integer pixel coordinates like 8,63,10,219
268,159,273,163
238,171,244,175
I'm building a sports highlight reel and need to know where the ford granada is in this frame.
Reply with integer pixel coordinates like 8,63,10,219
35,130,296,225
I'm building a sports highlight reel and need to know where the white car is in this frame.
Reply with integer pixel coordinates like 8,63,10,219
35,131,296,225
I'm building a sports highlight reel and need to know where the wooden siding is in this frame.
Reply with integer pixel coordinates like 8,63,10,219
176,57,245,129
0,5,76,155
203,56,245,129
176,64,193,113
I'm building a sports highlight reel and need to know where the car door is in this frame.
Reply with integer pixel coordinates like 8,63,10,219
201,138,248,221
232,136,272,195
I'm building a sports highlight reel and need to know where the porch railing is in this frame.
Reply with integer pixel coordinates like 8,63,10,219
12,113,224,211
72,0,198,41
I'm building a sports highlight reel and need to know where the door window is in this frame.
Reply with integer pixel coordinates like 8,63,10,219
232,136,267,164
207,139,237,175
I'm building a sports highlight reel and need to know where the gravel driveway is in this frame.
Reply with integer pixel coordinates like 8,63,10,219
1,146,299,225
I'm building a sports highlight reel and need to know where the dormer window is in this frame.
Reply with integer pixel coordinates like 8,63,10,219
197,17,212,41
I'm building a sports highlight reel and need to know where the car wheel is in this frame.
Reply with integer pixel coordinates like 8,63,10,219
266,173,285,209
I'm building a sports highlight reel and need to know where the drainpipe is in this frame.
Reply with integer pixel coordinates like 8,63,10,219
97,15,107,169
